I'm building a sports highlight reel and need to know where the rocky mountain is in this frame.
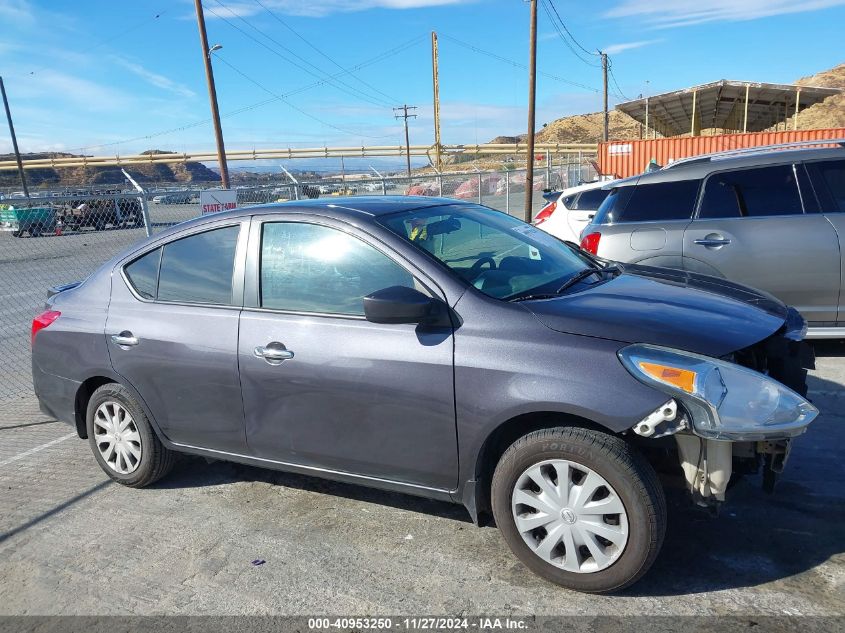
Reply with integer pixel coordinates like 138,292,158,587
0,150,219,189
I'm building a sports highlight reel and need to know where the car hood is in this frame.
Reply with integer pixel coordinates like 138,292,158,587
523,264,788,357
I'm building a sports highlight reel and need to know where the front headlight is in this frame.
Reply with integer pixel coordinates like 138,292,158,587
618,344,818,441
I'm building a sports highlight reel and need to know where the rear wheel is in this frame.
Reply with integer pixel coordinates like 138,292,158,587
86,383,175,487
491,426,666,593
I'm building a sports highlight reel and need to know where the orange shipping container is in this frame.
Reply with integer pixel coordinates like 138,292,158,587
598,128,845,179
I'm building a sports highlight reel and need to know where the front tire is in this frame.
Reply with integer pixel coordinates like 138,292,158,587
491,426,666,593
86,383,175,487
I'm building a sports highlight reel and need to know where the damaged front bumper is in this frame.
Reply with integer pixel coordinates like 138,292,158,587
620,313,817,506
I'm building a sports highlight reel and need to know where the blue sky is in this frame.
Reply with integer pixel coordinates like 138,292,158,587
0,0,843,158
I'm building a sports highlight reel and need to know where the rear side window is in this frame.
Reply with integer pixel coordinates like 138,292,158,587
573,188,610,211
698,165,804,219
157,226,240,305
620,180,700,222
124,248,161,300
806,159,845,212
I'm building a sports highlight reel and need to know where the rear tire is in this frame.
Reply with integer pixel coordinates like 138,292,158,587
491,426,666,593
86,383,175,487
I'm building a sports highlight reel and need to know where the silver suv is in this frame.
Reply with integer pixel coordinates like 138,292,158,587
580,142,845,337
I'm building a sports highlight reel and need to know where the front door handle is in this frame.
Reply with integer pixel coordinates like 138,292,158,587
694,237,732,248
254,344,294,364
111,332,139,347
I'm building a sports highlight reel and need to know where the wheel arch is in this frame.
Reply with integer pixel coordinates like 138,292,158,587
461,410,616,527
73,374,165,442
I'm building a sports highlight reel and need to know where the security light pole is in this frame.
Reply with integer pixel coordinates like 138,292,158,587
524,0,538,222
0,76,29,199
194,0,230,189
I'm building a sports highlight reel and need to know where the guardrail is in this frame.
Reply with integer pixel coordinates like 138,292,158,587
0,143,598,171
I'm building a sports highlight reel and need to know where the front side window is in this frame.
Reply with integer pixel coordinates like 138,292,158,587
260,222,416,315
157,226,240,304
698,165,804,219
380,204,595,300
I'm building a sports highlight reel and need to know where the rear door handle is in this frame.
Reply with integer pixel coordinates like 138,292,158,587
254,345,294,363
111,333,139,347
694,237,731,247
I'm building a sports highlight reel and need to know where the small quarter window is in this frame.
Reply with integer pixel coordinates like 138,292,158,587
124,248,161,300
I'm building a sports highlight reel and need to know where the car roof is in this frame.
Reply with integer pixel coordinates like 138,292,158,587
151,195,475,240
608,145,845,187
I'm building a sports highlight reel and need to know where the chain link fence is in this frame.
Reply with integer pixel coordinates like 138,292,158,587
1,158,597,403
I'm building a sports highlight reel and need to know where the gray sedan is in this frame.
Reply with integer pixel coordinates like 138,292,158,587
32,197,817,593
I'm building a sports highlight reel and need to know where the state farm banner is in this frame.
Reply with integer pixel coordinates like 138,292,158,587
200,189,237,215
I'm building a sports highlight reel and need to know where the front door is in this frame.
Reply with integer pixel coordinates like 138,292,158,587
683,163,840,323
238,218,458,490
106,222,248,453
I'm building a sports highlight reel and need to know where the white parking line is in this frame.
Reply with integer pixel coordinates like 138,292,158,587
0,433,76,468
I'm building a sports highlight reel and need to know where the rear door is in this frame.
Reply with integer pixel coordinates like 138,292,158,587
593,178,700,269
106,221,249,453
804,158,845,323
682,163,840,323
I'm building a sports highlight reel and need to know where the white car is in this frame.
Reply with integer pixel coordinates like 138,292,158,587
533,180,616,243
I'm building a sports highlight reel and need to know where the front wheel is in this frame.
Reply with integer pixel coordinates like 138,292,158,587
491,427,666,593
86,383,176,487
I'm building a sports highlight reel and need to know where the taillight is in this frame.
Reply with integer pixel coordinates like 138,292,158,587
580,232,601,255
31,310,61,347
533,201,557,225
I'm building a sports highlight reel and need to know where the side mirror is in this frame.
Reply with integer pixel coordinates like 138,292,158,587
363,286,449,326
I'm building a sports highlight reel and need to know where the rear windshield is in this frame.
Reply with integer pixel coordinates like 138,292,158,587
592,179,700,224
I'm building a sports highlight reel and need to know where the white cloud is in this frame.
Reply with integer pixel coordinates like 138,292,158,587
0,0,34,25
602,39,662,55
605,0,845,28
111,57,196,99
204,0,475,19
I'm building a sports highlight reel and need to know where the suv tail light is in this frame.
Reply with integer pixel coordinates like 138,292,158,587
31,310,61,347
580,232,601,255
532,200,557,225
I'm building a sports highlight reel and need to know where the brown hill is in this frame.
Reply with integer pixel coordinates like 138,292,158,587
0,150,219,188
774,63,845,131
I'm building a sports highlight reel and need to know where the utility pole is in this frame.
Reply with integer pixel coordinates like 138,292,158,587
601,51,609,142
394,105,417,178
523,0,538,222
431,31,442,172
194,0,230,189
0,77,30,199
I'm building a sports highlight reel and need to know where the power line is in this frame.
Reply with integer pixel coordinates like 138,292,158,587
213,53,396,139
251,0,398,105
206,0,393,108
607,59,632,101
440,33,599,93
65,35,425,153
541,0,599,68
544,1,600,60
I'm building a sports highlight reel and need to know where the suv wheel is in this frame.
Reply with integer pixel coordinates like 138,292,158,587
86,383,175,487
491,427,666,593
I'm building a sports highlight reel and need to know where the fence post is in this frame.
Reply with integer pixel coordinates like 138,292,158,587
546,150,551,188
382,178,387,196
505,171,510,216
122,169,152,237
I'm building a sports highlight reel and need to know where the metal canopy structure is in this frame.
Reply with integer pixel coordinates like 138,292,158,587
617,80,840,138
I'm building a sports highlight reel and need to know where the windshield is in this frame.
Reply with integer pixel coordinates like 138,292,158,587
379,204,595,300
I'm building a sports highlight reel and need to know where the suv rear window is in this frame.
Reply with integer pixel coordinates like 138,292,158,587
698,164,804,219
592,180,700,224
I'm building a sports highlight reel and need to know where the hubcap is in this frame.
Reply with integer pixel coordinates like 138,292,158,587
511,459,628,573
93,401,142,475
